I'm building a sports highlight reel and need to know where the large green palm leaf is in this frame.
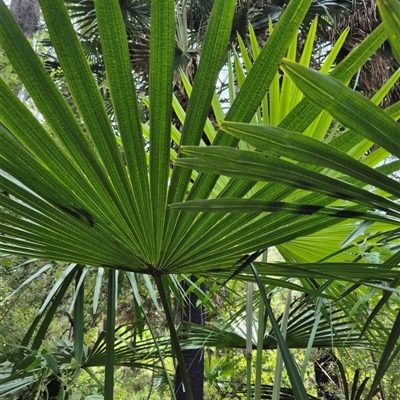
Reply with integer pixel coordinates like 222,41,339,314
2,0,400,397
0,0,328,276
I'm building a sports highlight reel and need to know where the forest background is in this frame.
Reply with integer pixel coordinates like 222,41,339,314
1,0,400,399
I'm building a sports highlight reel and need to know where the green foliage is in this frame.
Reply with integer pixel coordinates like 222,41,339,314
0,50,20,90
1,0,400,399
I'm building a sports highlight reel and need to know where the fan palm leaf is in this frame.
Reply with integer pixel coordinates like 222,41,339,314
2,0,400,397
1,0,329,276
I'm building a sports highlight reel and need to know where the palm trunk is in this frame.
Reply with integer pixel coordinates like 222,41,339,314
10,0,40,38
314,349,341,400
174,275,205,400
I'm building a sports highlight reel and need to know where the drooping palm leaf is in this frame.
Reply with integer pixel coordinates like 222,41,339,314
0,325,164,397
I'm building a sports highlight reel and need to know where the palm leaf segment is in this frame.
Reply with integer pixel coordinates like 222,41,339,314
1,0,400,279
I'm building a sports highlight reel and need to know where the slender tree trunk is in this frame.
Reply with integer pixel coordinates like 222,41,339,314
314,349,341,400
174,275,205,400
10,0,40,38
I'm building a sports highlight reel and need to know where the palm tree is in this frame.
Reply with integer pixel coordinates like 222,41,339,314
321,0,400,107
39,1,353,90
62,2,400,396
1,0,400,399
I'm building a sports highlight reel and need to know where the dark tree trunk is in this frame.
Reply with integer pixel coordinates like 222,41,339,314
174,275,205,400
10,0,40,38
314,349,341,400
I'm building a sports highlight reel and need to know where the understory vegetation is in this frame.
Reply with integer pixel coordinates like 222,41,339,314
1,0,400,399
